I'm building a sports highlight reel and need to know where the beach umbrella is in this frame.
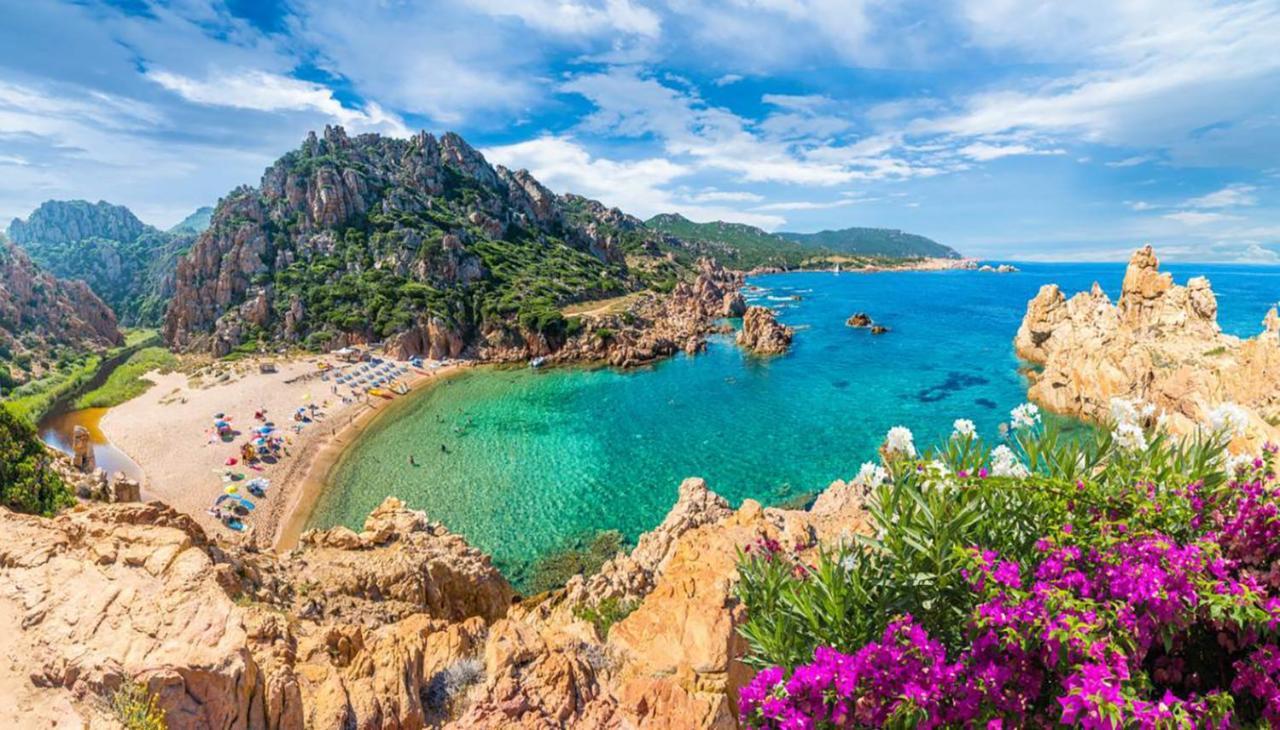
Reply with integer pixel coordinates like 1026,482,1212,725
225,457,237,466
224,485,238,494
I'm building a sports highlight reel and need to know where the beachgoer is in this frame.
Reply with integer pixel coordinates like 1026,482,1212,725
409,454,417,466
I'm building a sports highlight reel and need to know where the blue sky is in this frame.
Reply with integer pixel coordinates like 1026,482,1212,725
1,1,1279,261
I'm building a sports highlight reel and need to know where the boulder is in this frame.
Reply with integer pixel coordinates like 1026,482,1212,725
736,306,793,354
71,425,95,473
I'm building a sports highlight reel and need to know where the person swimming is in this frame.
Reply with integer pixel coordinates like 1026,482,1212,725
408,454,417,466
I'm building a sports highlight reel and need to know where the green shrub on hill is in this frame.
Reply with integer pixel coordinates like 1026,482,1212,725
0,404,73,516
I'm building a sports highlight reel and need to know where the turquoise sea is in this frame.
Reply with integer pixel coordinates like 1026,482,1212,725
308,262,1280,588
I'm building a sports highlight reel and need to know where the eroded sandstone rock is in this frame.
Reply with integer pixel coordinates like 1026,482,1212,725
736,306,793,354
1015,244,1280,450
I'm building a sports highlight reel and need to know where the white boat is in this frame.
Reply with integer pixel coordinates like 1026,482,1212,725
530,356,547,369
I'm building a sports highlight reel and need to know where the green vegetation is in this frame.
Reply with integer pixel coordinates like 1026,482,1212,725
0,404,74,516
2,329,161,421
646,213,961,268
110,681,167,730
574,596,638,638
10,201,196,326
520,529,626,594
74,346,177,409
737,416,1227,666
645,213,819,269
3,353,103,423
731,404,1280,726
779,226,960,259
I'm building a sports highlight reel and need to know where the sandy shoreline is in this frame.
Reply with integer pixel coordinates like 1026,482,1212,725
99,356,464,550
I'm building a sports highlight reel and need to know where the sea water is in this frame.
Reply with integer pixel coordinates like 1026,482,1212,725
309,262,1280,587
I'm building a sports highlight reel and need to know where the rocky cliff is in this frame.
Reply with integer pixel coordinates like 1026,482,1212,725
1015,244,1280,448
0,237,122,382
9,200,197,325
162,126,688,359
0,476,867,728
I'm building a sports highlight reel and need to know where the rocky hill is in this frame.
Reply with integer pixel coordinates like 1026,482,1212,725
1016,244,1280,450
645,213,961,268
163,126,689,358
0,471,866,728
0,236,122,385
644,213,818,269
779,226,961,259
169,206,213,235
8,200,198,326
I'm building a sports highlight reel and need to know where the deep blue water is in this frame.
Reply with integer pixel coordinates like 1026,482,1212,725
310,262,1280,586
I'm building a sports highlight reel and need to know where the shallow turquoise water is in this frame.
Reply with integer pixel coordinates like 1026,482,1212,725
310,262,1280,587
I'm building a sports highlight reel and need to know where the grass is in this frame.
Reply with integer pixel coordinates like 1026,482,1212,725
74,347,178,409
3,355,103,422
1,329,164,422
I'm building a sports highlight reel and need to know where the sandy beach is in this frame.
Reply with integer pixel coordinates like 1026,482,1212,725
99,356,463,549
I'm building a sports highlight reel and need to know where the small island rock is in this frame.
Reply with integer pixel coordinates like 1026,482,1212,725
737,306,793,354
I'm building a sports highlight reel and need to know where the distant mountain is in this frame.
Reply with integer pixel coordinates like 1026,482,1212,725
0,236,122,389
778,227,961,259
645,213,817,269
645,213,960,266
163,126,690,357
8,200,197,326
169,206,213,235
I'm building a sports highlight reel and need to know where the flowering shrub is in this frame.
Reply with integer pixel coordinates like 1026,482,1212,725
737,403,1280,727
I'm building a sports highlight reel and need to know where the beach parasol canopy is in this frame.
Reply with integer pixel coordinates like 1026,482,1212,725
224,485,238,494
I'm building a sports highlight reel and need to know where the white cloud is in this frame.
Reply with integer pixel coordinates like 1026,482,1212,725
1127,200,1157,211
482,134,785,228
753,199,857,212
1184,183,1258,209
958,142,1065,161
1163,211,1234,225
713,74,744,86
1106,155,1155,168
146,68,410,136
923,1,1280,167
289,0,545,125
464,0,662,37
687,190,765,203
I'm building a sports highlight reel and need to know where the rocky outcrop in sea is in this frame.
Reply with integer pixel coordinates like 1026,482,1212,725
1016,244,1280,449
0,471,868,728
737,306,794,354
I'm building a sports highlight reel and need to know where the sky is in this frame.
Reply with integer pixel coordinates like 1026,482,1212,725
1,1,1279,261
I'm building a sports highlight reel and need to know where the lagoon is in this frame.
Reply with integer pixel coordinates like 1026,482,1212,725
307,262,1280,588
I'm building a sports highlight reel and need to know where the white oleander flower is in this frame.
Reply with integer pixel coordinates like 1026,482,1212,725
885,426,916,457
1112,421,1148,452
952,419,976,439
854,461,888,489
1110,397,1141,426
1010,403,1041,430
1208,402,1250,438
1225,452,1258,478
990,445,1029,478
